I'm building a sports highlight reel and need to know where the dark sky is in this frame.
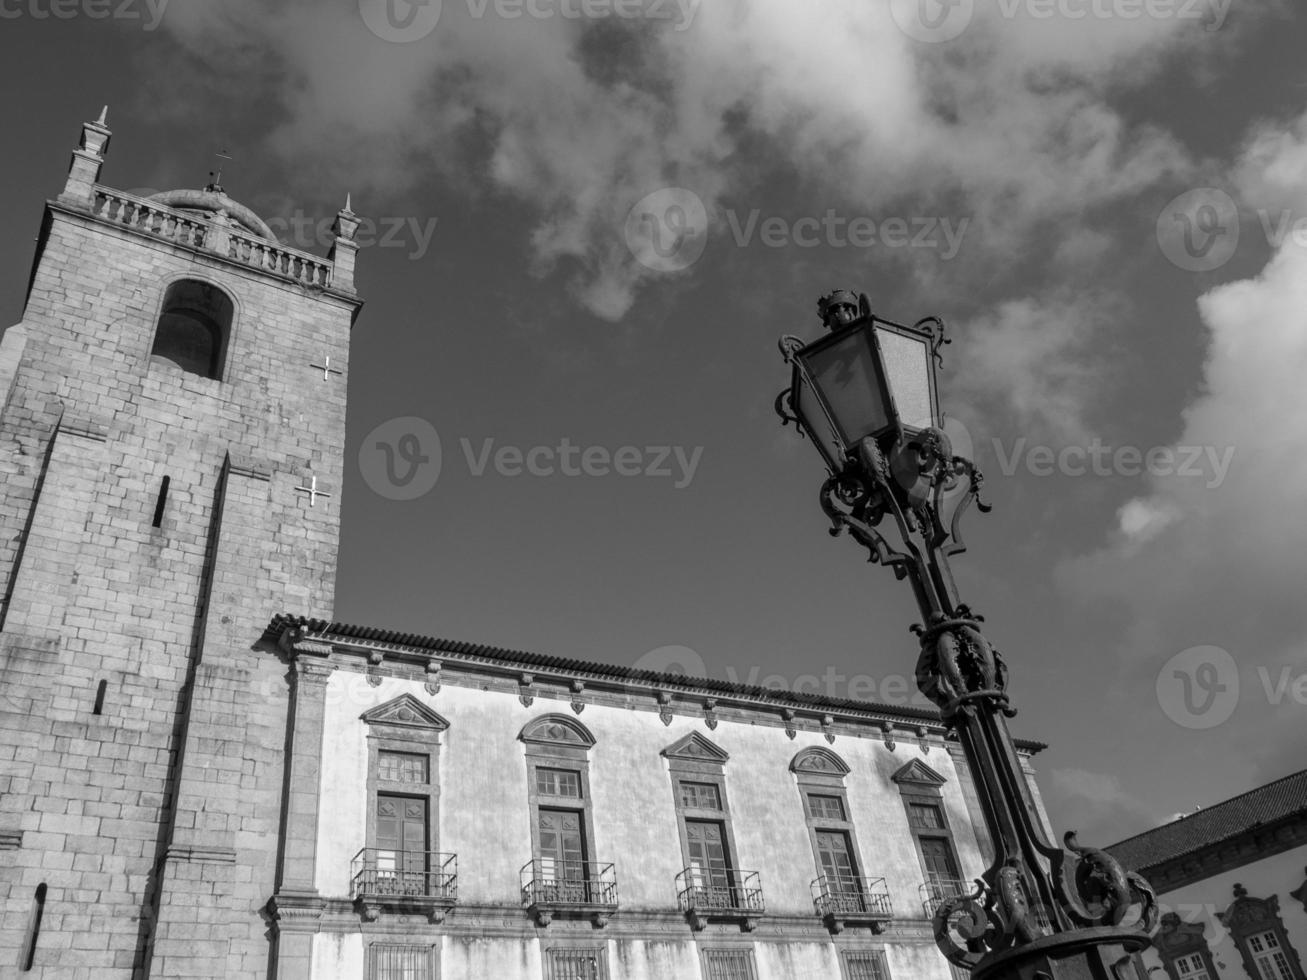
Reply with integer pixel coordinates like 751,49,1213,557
2,0,1305,849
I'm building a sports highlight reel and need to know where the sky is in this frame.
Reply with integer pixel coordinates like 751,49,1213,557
0,0,1304,851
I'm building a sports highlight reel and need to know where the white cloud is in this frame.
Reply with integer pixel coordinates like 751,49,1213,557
1057,109,1307,773
140,0,1242,322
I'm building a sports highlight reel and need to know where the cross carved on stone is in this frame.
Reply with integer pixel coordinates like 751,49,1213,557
309,356,343,382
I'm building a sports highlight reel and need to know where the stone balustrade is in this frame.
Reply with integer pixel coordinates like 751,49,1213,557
89,186,335,289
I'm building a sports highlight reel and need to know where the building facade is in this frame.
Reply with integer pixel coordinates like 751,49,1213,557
1107,769,1307,980
0,112,1050,979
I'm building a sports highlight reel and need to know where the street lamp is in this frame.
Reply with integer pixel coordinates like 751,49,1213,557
776,290,1159,980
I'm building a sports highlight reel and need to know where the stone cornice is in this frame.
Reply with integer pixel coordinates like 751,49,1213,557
270,620,1046,755
1138,813,1307,893
292,898,939,944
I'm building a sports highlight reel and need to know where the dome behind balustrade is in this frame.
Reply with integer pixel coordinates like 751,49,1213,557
146,188,278,242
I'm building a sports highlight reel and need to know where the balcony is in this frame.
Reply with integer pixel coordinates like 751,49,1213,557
520,859,618,927
350,848,457,923
675,867,765,931
920,875,971,919
811,874,893,934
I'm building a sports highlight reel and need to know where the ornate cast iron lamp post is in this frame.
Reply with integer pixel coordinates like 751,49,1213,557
776,290,1158,980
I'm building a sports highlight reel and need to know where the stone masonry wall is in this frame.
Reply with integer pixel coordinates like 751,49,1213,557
0,199,358,978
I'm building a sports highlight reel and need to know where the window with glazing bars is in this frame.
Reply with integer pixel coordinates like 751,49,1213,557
1247,931,1294,980
808,793,846,821
680,780,723,809
842,951,890,980
368,943,434,980
536,768,582,798
1174,953,1211,980
702,948,757,980
545,947,607,980
378,752,429,784
908,802,945,830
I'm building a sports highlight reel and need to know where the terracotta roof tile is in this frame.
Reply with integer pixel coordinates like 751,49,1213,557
1106,768,1307,871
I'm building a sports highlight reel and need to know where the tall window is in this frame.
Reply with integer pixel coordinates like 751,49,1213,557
151,279,233,380
358,694,449,904
519,714,609,918
662,732,750,920
1219,885,1305,980
892,759,964,906
1249,932,1295,980
793,746,888,930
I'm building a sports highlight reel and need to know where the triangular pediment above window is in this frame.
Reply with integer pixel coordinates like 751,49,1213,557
661,731,729,764
360,693,449,731
790,746,850,776
519,713,596,748
891,759,947,787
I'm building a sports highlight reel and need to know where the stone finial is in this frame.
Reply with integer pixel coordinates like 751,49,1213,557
329,194,361,292
59,108,113,208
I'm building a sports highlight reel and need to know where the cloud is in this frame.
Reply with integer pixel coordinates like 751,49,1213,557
947,291,1127,443
138,0,1234,322
1048,767,1158,844
1057,107,1307,776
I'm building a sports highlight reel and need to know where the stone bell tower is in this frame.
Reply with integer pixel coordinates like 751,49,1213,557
0,110,363,978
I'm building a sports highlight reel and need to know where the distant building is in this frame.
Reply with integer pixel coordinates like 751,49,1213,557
0,110,1050,980
1107,769,1307,980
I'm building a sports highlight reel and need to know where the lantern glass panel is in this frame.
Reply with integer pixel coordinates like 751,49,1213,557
795,374,846,471
874,325,934,431
801,330,890,445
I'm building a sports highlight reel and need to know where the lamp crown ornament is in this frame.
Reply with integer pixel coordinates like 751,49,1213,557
775,292,1157,980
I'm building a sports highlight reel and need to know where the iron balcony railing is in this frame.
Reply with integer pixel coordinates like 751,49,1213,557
812,874,894,918
350,848,458,901
519,859,619,909
920,875,969,916
675,867,765,915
